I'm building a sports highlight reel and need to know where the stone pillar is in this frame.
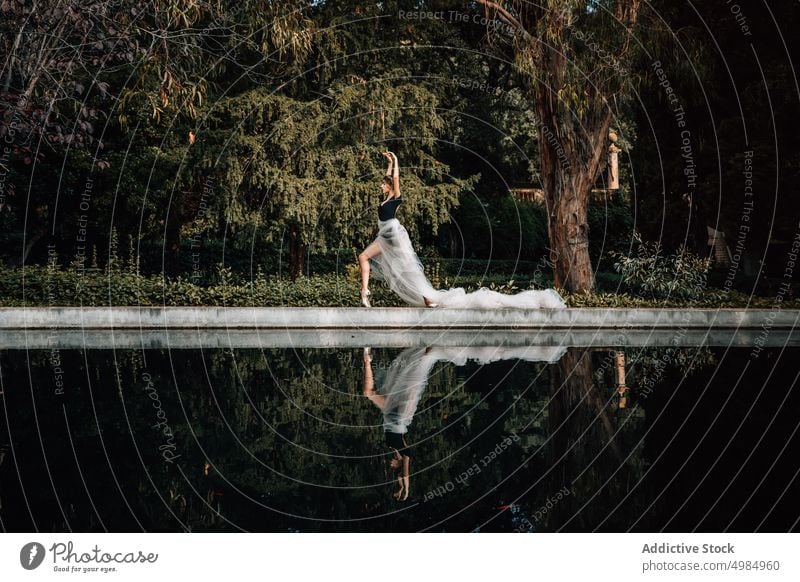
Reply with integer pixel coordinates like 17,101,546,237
608,131,620,190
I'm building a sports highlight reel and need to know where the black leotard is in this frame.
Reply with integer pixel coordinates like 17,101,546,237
378,197,402,221
385,430,412,458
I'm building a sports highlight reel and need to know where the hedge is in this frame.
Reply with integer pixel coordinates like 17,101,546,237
1,263,795,308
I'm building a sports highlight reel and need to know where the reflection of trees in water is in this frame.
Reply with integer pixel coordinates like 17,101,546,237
624,346,799,532
203,347,561,531
540,348,641,531
627,347,717,400
0,348,487,530
536,346,718,531
0,349,171,531
1,345,715,531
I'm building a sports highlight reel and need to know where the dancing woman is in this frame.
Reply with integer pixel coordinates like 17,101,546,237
358,152,567,309
358,151,437,308
361,345,567,500
362,346,437,501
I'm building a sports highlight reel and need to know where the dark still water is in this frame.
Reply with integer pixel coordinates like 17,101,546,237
1,342,798,532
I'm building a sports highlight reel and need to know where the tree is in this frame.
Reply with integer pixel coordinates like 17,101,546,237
474,0,642,292
201,81,475,278
630,0,800,288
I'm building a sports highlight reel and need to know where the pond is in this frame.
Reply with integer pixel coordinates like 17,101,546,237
1,333,798,532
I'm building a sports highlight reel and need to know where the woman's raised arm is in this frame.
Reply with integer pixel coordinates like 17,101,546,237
390,152,400,197
383,151,393,177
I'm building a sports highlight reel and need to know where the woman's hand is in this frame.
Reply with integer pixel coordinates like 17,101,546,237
383,151,400,194
393,481,409,500
383,151,394,177
393,482,406,500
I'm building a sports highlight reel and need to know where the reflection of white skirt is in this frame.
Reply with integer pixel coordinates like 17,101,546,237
379,345,568,433
368,219,566,309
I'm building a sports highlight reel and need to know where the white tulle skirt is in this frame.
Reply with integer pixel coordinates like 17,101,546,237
368,218,567,309
378,345,567,434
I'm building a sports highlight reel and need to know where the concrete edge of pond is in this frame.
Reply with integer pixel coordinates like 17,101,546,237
2,328,798,350
0,306,798,330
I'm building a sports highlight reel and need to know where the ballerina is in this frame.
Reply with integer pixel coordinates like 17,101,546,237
361,345,567,500
358,152,567,309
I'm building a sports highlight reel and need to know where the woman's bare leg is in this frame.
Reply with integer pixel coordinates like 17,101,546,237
358,242,382,292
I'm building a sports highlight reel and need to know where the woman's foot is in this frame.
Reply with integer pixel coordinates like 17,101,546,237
360,288,371,308
423,296,438,308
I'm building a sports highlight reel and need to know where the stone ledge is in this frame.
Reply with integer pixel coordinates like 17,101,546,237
1,329,798,350
0,307,798,330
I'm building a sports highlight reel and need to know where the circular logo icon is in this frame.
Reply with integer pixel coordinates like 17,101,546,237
20,542,46,570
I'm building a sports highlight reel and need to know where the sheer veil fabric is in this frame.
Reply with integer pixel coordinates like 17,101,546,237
378,345,567,435
368,218,567,309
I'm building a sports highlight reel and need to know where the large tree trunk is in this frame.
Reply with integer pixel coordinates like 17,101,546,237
533,31,615,294
537,107,612,293
543,167,596,293
473,0,641,294
532,45,605,292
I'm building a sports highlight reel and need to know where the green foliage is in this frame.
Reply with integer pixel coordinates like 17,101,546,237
610,233,713,300
4,0,797,304
629,1,800,254
562,289,795,309
2,261,787,308
0,254,543,307
451,196,548,261
203,83,478,253
588,190,635,268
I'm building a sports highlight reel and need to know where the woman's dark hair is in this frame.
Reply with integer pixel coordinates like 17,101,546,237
382,176,393,189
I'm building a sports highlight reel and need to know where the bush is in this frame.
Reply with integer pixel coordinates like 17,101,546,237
562,289,798,308
611,233,714,301
1,254,791,308
0,261,546,308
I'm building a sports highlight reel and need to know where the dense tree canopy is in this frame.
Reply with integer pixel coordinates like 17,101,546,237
0,0,796,294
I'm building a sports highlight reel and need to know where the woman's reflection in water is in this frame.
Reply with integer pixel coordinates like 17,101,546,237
362,347,436,501
362,345,567,502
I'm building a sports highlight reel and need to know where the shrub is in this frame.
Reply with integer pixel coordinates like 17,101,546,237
611,233,714,301
1,258,789,308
